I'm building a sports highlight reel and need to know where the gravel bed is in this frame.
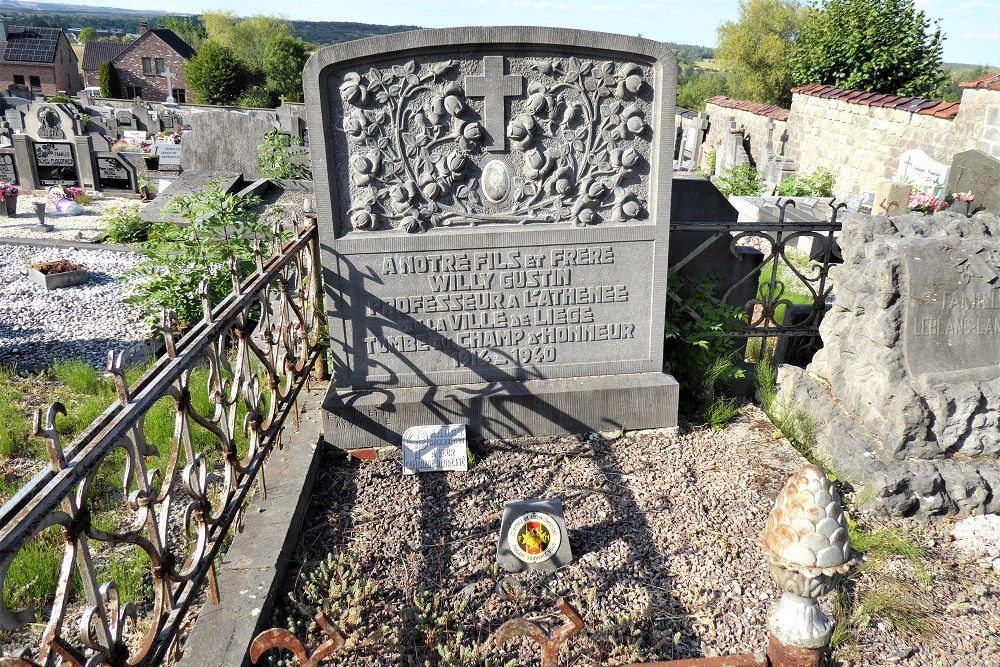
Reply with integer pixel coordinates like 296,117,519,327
0,244,150,370
0,193,148,242
264,406,998,666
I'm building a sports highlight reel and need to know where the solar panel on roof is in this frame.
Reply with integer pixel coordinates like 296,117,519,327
4,26,60,63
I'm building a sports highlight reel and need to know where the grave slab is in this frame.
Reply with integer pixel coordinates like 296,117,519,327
306,27,679,448
139,171,244,225
946,149,1000,215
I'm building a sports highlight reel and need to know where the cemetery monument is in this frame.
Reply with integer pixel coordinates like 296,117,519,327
304,27,679,448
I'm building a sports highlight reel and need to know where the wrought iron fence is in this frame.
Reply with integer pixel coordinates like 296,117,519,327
0,220,326,666
670,200,845,342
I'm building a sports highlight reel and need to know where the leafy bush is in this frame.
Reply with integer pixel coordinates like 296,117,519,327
263,34,309,101
98,61,120,98
236,85,275,108
102,204,150,243
777,167,836,197
257,128,310,180
707,148,717,175
664,273,747,409
125,183,266,331
715,164,764,197
184,42,247,105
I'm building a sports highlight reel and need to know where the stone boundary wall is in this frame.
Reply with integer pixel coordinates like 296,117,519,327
700,84,1000,197
703,97,789,171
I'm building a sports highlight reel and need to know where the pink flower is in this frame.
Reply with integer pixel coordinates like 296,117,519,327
953,191,975,203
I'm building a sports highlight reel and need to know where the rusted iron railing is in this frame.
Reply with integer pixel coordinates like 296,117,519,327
0,219,327,666
670,200,844,341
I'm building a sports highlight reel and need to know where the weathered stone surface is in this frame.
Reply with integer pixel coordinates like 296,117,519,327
781,210,1000,517
181,110,278,177
305,27,679,447
946,149,1000,215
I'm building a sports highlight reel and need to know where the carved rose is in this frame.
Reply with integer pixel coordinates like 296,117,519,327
350,199,378,230
350,153,381,187
524,81,553,116
610,146,640,169
611,189,644,222
507,114,537,151
419,173,447,200
547,165,575,196
523,148,553,181
462,122,483,141
340,72,368,105
530,60,554,75
581,177,607,200
425,96,448,126
444,150,466,178
388,181,418,213
618,104,646,138
615,64,644,98
400,215,421,233
342,110,367,143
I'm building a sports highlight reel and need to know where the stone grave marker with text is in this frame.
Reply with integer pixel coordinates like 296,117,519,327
895,148,949,192
155,143,182,166
401,424,469,474
0,151,17,184
33,142,78,186
94,152,138,193
305,27,679,448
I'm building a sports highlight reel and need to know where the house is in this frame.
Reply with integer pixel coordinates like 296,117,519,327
110,22,195,103
0,18,83,97
81,40,129,89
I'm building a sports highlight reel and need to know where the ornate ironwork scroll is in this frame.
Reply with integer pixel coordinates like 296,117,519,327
0,221,327,666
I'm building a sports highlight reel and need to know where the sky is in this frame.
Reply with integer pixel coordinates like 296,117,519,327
58,0,1000,65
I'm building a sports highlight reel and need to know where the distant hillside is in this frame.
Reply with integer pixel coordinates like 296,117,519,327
291,20,421,45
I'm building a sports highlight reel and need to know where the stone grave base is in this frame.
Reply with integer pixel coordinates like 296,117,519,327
777,364,1000,517
323,372,679,449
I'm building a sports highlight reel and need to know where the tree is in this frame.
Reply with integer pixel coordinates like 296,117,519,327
185,42,247,105
156,16,206,51
99,61,120,98
201,11,291,73
263,35,309,101
77,27,98,43
715,0,803,106
677,72,729,111
789,0,945,96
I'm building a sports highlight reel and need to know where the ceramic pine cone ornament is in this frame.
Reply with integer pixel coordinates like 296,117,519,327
761,464,855,649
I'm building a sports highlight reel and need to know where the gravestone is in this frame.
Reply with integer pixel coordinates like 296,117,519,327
33,142,78,186
155,143,182,167
0,151,18,184
116,110,135,127
182,111,279,178
895,148,949,192
401,424,468,474
94,152,138,193
780,211,1000,517
873,180,911,216
946,149,1000,215
5,108,23,133
305,27,679,448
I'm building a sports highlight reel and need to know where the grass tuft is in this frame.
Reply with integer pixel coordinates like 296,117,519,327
704,395,741,429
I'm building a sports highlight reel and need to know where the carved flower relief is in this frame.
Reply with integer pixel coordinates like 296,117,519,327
350,153,381,187
507,114,537,150
615,63,645,98
350,196,378,230
584,63,616,97
522,148,554,181
524,81,555,116
339,72,368,105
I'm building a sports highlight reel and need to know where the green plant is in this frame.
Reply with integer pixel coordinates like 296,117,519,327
257,129,309,180
99,61,120,98
125,183,266,331
790,0,944,96
704,395,741,428
237,85,275,108
664,273,747,408
47,95,86,114
263,34,309,101
102,204,150,243
754,358,777,412
715,164,764,197
707,148,717,174
184,41,248,105
777,167,836,197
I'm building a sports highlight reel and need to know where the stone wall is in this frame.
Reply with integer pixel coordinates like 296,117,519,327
703,97,788,172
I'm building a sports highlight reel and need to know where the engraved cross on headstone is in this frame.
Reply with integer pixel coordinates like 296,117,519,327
164,67,175,103
464,56,523,152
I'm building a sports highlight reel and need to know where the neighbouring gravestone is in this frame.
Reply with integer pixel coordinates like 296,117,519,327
32,142,79,187
122,129,147,144
873,180,911,216
895,148,949,193
779,210,1000,517
401,424,469,474
94,152,138,193
155,143,182,167
304,27,679,448
182,111,279,178
946,149,1000,215
496,498,573,572
0,150,17,184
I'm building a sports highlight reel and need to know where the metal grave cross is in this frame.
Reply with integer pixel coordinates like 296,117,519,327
164,67,176,103
464,56,523,152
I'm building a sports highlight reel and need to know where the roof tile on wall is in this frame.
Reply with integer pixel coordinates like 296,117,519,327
791,83,968,121
960,73,1000,91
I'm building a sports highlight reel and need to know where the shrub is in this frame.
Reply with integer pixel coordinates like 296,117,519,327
777,167,836,197
125,183,267,331
236,84,275,108
715,164,764,197
707,148,717,175
184,42,247,105
257,128,309,180
102,204,150,243
98,61,120,98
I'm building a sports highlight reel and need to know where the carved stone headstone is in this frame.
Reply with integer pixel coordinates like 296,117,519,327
0,151,17,184
305,28,679,448
5,109,23,133
94,152,138,193
946,149,1000,215
895,148,949,192
32,142,78,187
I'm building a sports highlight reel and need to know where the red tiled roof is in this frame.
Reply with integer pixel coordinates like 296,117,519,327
791,84,963,120
704,95,790,121
960,72,1000,91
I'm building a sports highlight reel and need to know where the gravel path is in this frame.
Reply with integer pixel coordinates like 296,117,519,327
0,194,148,242
0,244,150,370
267,406,998,666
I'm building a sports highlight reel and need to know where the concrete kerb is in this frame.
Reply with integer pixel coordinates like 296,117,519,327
176,385,327,667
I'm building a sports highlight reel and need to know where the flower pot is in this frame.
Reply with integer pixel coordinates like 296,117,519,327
144,155,160,170
27,262,89,290
1,194,16,217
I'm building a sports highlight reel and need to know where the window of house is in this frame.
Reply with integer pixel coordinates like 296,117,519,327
142,57,152,75
13,75,24,85
172,88,186,104
155,58,165,75
125,85,143,99
29,76,41,92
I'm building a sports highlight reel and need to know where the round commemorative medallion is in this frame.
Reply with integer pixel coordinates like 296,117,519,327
506,511,561,564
